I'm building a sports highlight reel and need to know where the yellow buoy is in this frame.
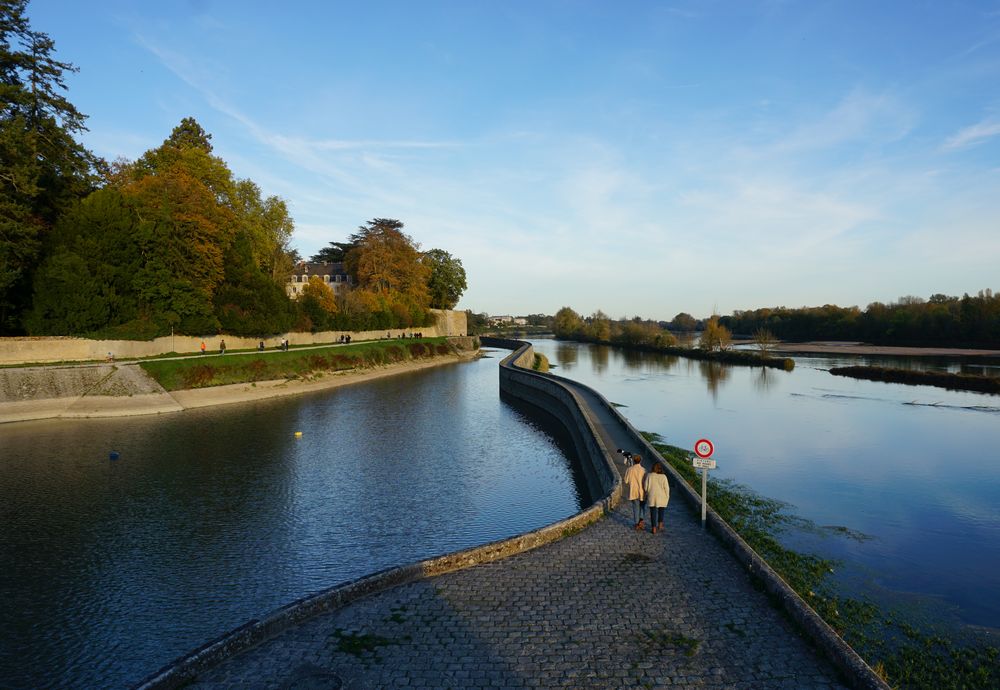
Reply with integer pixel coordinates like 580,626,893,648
294,431,303,438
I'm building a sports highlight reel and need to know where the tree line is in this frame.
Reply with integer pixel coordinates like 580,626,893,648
553,291,1000,353
553,308,682,349
717,291,1000,348
1,2,466,338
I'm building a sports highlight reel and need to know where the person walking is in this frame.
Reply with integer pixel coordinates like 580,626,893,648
200,341,206,354
623,454,647,531
219,339,226,355
644,463,670,534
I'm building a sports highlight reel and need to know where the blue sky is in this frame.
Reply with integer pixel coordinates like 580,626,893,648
26,0,1000,320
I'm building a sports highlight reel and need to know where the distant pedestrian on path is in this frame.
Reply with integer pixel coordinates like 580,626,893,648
623,453,646,531
219,339,226,355
200,341,206,354
258,340,265,351
644,464,670,534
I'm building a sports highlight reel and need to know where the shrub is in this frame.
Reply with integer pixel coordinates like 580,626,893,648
245,359,268,380
307,354,329,370
182,364,217,388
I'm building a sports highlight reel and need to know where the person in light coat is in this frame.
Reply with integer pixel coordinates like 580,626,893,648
622,454,646,531
644,463,670,534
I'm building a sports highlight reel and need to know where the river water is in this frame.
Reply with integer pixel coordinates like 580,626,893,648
0,352,586,689
531,339,1000,637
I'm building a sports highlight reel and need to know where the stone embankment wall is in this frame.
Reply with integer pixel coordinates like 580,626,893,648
491,338,888,690
485,337,617,503
0,363,184,423
0,309,467,365
138,338,622,690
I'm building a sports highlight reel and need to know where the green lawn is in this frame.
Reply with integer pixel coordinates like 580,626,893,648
140,338,460,391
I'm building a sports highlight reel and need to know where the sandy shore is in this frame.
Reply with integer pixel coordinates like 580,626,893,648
0,352,477,424
769,342,1000,357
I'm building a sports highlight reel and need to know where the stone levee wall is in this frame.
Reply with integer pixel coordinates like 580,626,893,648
137,338,621,690
136,336,887,689
0,309,467,365
492,338,889,690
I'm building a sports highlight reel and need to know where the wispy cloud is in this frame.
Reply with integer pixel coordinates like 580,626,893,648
942,117,1000,151
774,89,915,153
136,35,455,159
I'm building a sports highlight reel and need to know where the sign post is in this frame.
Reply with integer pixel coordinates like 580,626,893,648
693,438,715,527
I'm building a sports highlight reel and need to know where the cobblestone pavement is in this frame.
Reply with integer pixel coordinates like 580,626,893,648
187,381,849,690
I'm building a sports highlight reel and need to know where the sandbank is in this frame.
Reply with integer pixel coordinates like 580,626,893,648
769,342,1000,357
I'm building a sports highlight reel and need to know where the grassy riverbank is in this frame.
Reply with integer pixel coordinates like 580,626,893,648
830,365,1000,394
644,432,999,690
556,336,795,370
140,338,471,391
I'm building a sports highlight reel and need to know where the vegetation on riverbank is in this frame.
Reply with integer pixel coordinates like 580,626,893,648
532,352,550,372
719,290,1000,349
830,365,1000,394
140,338,470,391
553,307,794,370
643,432,1000,690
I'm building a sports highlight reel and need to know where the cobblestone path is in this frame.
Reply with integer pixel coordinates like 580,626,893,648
187,380,848,689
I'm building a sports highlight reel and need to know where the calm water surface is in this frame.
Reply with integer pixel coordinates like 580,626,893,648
0,352,586,689
532,339,1000,634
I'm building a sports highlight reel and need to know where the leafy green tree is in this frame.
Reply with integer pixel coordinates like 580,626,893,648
670,312,698,332
25,187,139,334
422,248,467,309
22,251,108,334
214,234,293,336
553,306,583,338
129,125,235,205
465,310,489,334
1,0,97,331
311,241,356,263
586,310,611,342
231,179,295,281
613,319,677,348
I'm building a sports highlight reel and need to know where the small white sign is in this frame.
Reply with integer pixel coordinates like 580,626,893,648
693,458,716,470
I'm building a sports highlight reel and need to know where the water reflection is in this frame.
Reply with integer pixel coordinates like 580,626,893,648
529,339,1000,633
0,356,584,689
554,342,578,370
590,344,609,373
752,366,776,393
698,360,730,398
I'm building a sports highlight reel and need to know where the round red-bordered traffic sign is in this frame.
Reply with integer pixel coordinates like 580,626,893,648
694,438,714,458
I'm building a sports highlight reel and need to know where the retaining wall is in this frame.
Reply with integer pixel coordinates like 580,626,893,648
490,338,889,690
137,337,619,690
0,309,467,365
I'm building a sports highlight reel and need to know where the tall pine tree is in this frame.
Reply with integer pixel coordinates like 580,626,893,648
0,0,96,332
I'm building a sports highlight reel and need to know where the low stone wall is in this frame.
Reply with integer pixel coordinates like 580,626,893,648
0,309,467,365
136,337,619,690
487,338,618,503
492,338,888,690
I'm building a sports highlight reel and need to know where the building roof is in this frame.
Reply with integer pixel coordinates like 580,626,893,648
290,261,349,278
